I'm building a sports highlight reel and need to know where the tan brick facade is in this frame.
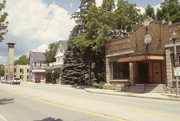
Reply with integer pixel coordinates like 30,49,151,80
5,65,30,82
106,21,180,88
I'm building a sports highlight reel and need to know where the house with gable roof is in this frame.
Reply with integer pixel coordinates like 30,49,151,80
29,51,47,82
48,40,67,72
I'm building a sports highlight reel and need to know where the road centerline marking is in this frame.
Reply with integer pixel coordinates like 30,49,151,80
0,114,8,121
1,86,180,120
0,87,126,121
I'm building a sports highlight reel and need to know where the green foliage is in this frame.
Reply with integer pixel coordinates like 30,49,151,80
14,55,29,65
92,81,105,89
145,5,156,19
45,71,59,84
45,42,59,63
73,0,142,83
45,72,52,83
0,0,8,42
102,0,115,11
0,64,4,76
52,72,59,84
61,39,86,85
156,0,180,23
114,0,143,36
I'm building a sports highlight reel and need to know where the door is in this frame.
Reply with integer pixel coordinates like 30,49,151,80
152,62,162,84
138,62,149,84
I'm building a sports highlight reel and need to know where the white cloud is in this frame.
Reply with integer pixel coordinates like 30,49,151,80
6,0,75,43
136,3,161,15
0,0,76,64
33,44,48,52
136,7,145,14
152,4,161,14
95,0,103,7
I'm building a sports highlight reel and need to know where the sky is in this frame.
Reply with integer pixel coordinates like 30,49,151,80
0,0,163,65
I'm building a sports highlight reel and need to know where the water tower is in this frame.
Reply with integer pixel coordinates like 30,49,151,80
7,43,16,80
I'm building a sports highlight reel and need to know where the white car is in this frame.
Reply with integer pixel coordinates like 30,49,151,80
11,78,21,85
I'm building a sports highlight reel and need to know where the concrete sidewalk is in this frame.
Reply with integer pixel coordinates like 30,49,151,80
84,87,180,101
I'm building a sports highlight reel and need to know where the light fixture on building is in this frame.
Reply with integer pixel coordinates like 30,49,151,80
144,34,152,45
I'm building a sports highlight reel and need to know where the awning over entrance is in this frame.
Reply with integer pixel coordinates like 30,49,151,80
117,54,165,62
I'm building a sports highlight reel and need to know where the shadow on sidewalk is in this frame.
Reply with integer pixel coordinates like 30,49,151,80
0,98,14,105
34,117,63,121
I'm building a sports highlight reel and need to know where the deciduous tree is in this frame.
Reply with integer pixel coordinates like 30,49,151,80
0,0,8,42
45,42,59,63
14,55,29,65
156,0,180,23
145,5,156,19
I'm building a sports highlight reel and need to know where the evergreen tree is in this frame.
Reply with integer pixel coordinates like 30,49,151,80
145,5,156,19
61,27,86,85
0,0,8,42
156,0,180,23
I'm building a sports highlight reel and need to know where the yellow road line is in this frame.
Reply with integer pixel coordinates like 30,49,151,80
1,86,180,120
0,87,126,121
35,88,180,120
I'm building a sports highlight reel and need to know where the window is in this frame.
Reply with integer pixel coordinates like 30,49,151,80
20,75,23,79
112,62,129,80
33,62,36,66
14,68,16,73
36,62,40,66
60,49,63,52
20,69,24,73
59,58,62,62
27,69,29,73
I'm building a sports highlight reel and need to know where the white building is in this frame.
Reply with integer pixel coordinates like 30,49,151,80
49,40,67,70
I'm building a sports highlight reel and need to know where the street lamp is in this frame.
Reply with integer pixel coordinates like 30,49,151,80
171,30,179,95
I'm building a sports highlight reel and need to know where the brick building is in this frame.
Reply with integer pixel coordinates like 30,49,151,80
5,65,30,82
105,20,180,92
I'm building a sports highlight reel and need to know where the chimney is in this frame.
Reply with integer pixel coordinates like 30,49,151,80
7,43,15,79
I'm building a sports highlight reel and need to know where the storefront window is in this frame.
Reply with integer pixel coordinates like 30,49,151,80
112,62,129,80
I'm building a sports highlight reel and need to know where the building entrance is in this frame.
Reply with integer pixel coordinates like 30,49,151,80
135,61,165,84
137,62,149,84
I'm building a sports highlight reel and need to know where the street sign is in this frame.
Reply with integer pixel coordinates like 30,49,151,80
174,67,180,76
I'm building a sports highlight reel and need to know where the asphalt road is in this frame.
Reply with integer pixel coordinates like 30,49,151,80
0,82,180,121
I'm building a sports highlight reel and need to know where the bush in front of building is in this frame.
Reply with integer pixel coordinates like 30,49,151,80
51,72,60,84
45,72,60,84
45,72,52,83
92,81,105,89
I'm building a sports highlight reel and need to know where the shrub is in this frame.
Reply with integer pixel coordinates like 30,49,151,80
45,72,52,83
92,82,105,89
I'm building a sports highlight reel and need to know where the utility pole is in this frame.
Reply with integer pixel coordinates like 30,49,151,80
171,31,179,95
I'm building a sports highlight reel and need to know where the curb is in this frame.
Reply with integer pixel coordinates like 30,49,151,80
84,89,180,102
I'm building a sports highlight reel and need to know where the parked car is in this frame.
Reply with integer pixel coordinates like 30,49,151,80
11,78,21,85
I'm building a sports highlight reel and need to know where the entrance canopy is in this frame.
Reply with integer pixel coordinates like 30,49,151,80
117,54,164,62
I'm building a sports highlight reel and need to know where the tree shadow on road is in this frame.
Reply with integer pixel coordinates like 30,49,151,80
34,117,63,121
0,98,14,105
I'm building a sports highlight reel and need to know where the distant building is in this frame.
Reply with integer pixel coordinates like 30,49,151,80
5,65,30,82
29,51,47,82
48,40,67,72
6,43,16,80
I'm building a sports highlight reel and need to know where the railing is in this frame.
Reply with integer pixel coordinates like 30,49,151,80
49,62,63,67
32,66,47,69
